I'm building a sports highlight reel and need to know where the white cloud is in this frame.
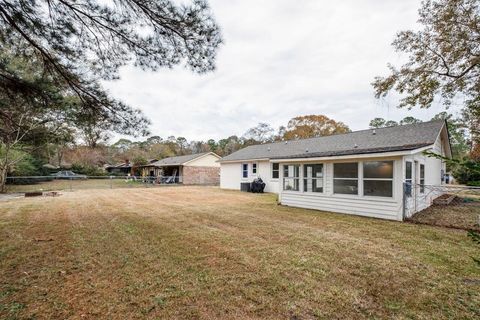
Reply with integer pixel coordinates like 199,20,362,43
103,0,463,142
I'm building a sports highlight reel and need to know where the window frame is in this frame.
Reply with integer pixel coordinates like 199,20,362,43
303,163,324,193
362,161,394,198
420,163,425,193
241,163,248,179
333,162,359,195
283,164,300,192
405,161,413,197
271,163,279,179
405,161,412,183
252,162,257,175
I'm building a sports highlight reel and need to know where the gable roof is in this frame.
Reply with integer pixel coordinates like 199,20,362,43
146,152,219,167
220,120,447,162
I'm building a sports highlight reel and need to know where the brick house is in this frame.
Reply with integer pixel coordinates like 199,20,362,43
141,152,220,185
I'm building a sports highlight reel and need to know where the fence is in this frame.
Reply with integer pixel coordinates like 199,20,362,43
403,183,480,219
5,175,183,193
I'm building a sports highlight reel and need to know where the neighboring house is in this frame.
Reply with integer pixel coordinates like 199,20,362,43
219,120,451,221
106,159,158,175
141,152,221,185
105,160,132,175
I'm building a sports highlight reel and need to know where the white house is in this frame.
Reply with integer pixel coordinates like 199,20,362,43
219,120,451,221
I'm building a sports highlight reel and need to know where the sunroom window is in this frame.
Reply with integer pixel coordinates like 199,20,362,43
333,163,358,195
420,164,425,193
363,161,393,197
405,161,412,196
303,164,323,192
283,165,300,191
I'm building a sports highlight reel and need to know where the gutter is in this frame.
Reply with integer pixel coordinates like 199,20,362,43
218,145,435,164
217,158,270,164
270,147,434,163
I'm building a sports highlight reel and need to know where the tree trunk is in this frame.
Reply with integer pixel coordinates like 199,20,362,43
0,167,7,193
57,148,63,168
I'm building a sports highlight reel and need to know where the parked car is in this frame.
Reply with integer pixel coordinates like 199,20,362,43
50,171,87,179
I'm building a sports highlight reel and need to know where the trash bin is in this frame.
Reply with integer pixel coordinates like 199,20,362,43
250,178,266,193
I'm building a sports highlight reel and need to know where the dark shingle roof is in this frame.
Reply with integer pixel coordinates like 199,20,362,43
147,152,211,167
220,120,446,162
106,162,131,169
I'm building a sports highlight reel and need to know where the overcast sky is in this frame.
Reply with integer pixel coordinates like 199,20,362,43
103,0,462,142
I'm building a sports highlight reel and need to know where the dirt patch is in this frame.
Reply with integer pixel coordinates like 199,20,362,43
25,192,43,197
0,193,24,201
409,197,480,231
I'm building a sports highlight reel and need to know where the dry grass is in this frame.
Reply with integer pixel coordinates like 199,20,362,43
5,178,155,193
0,186,479,319
411,198,480,231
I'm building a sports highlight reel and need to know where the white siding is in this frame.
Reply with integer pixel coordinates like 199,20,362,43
220,160,279,193
220,162,242,190
280,158,404,220
281,192,402,220
259,161,280,193
220,125,450,221
403,131,448,216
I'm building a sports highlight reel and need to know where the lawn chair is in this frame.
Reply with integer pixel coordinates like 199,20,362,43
164,169,177,184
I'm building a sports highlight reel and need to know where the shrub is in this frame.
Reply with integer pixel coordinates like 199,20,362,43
452,159,480,184
468,231,480,267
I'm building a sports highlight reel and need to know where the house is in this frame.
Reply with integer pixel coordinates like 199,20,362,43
141,152,221,185
105,160,133,175
219,120,451,221
106,159,158,175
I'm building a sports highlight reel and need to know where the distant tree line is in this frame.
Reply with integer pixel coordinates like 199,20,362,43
7,111,476,187
50,114,351,174
0,0,223,192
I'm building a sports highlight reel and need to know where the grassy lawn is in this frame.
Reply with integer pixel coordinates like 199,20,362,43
5,178,154,193
0,187,478,319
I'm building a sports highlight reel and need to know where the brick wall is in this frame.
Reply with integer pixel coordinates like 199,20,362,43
182,166,220,185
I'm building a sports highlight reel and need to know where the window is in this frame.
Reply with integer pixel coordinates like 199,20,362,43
242,163,248,178
333,163,358,195
271,163,279,179
363,161,393,197
420,164,425,193
252,163,257,174
405,161,412,196
303,164,323,193
283,165,300,191
405,161,412,182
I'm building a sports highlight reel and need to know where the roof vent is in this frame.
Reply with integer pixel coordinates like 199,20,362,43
372,129,376,135
305,148,309,153
354,143,358,148
285,141,288,144
267,146,271,151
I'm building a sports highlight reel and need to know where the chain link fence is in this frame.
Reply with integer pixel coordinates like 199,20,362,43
404,183,480,230
5,175,182,193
